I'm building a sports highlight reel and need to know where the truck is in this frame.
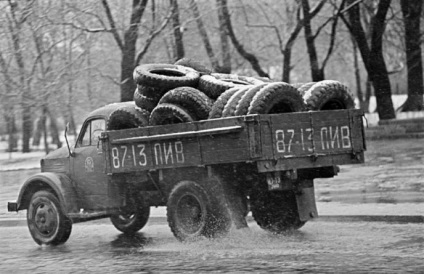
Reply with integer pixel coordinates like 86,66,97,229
8,102,366,245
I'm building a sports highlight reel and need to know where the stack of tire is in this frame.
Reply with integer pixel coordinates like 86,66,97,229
107,59,355,130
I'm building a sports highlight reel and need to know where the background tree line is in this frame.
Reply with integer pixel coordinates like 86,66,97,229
0,0,423,153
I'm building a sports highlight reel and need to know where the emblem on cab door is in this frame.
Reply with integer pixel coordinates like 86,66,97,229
85,157,94,172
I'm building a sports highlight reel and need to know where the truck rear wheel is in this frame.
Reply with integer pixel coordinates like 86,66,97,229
167,181,230,241
110,196,150,234
251,189,305,233
27,190,72,245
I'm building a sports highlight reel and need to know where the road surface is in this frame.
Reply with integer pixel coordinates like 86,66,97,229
0,219,423,273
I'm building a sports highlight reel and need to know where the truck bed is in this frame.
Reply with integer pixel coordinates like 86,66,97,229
101,109,366,174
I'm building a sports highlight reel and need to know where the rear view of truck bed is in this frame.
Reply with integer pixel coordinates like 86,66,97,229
102,109,365,174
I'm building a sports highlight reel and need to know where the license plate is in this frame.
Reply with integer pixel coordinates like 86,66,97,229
266,173,282,191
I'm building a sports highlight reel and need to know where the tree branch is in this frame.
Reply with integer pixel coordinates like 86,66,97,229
321,0,345,70
101,0,124,50
135,11,172,65
219,0,269,77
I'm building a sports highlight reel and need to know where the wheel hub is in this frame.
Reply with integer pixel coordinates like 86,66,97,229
34,203,57,235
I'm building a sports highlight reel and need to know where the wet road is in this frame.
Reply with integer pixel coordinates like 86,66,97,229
1,220,423,273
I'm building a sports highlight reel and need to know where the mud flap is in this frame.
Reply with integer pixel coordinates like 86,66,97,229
295,187,318,222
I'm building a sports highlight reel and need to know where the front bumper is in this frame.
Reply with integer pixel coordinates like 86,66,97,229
8,202,18,212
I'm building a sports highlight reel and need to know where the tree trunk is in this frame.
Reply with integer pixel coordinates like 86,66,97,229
47,108,62,148
346,0,395,120
352,35,364,111
282,24,303,82
170,0,185,61
301,0,324,81
369,0,395,119
32,115,43,147
8,1,32,152
216,0,231,73
40,107,50,155
399,0,424,112
103,0,148,102
5,111,18,153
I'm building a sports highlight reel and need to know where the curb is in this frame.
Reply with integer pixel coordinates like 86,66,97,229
2,215,423,227
365,116,424,140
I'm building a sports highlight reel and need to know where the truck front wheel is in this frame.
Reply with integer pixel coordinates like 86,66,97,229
167,181,230,241
251,189,305,233
110,196,150,234
27,190,72,245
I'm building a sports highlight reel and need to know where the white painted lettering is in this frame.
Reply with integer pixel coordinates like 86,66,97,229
175,141,185,163
275,130,285,153
137,144,147,166
320,127,329,149
163,143,174,164
341,126,351,148
154,143,163,165
305,128,314,152
329,126,340,149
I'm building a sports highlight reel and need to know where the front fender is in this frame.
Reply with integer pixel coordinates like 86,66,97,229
16,172,79,214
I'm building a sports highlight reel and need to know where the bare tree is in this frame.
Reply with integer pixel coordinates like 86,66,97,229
187,0,230,72
218,0,269,78
250,1,326,82
99,0,172,101
398,0,424,112
301,0,344,81
6,0,35,152
342,0,395,120
0,53,19,153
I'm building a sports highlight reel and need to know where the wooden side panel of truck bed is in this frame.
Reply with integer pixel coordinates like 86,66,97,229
101,109,365,174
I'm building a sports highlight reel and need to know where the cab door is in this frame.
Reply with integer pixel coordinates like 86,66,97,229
71,118,121,211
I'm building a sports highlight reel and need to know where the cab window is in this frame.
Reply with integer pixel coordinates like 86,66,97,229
77,119,105,147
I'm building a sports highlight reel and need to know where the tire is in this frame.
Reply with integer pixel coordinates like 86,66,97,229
174,58,213,75
167,181,230,241
251,187,305,233
248,82,306,114
291,82,306,89
211,73,264,85
221,86,252,117
110,195,150,234
234,83,268,116
149,103,195,125
296,82,316,97
134,88,160,112
198,73,261,99
159,87,213,120
303,80,355,110
208,86,244,119
107,104,150,130
27,190,72,245
133,63,200,90
137,84,166,99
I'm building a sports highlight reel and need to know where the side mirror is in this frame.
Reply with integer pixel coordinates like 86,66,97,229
65,123,75,157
